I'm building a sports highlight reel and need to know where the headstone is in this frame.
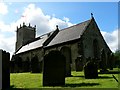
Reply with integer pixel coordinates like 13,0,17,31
75,55,83,71
0,49,10,89
43,50,66,86
84,58,98,79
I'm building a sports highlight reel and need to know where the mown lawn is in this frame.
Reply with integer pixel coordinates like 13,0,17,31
10,68,119,89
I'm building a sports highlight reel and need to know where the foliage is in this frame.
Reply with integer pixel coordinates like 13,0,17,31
114,50,120,67
114,50,120,60
10,70,118,88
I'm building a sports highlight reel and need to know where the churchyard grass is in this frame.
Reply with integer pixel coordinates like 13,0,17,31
10,68,119,88
10,73,42,88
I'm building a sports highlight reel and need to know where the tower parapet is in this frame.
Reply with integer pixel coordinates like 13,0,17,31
16,22,36,31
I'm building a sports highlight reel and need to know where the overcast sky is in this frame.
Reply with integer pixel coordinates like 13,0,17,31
0,2,119,58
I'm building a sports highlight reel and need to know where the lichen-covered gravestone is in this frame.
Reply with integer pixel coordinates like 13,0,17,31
0,49,10,89
84,58,98,79
43,50,66,86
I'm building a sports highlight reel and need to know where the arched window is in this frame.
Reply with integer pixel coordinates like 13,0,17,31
93,39,99,59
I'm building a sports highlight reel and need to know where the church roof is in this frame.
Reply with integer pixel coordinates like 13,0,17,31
16,32,53,54
46,19,91,47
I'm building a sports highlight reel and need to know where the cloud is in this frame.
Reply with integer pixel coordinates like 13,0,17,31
0,21,16,58
15,9,19,14
20,4,73,36
101,30,119,52
0,3,8,15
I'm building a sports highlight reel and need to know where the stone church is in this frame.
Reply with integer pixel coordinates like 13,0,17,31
11,15,112,76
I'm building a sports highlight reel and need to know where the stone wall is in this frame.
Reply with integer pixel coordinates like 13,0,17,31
12,48,44,73
82,19,111,67
18,48,44,62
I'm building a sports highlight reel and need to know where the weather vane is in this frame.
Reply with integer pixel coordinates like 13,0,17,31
91,13,93,18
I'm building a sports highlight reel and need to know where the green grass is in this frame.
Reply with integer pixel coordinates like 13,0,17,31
10,73,42,88
10,69,119,88
66,71,118,88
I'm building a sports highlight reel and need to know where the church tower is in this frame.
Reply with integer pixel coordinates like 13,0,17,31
15,22,36,51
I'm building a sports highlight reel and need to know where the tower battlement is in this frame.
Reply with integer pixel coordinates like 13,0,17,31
16,22,36,31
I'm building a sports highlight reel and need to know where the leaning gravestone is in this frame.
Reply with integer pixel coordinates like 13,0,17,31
43,50,66,86
0,49,10,89
84,58,98,79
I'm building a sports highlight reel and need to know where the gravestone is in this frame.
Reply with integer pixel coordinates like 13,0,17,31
0,49,10,89
84,58,98,79
43,50,66,86
75,55,83,71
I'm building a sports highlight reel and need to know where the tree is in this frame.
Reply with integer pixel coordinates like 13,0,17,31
114,50,120,68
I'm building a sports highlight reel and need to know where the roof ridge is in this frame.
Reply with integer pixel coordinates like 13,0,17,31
59,19,91,32
38,30,54,38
